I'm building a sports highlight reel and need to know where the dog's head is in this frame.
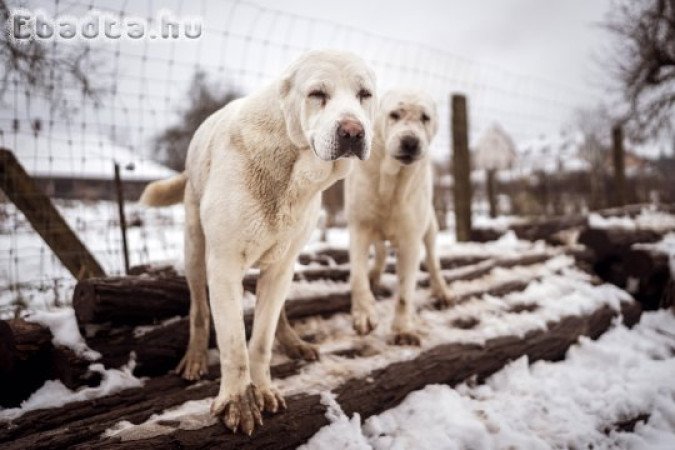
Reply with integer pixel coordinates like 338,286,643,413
279,50,377,161
378,89,438,165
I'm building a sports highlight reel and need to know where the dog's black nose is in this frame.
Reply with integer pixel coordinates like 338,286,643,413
338,118,365,141
336,118,366,159
400,136,420,156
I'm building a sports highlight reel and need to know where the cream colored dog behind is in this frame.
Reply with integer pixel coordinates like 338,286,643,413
141,50,377,435
345,88,453,345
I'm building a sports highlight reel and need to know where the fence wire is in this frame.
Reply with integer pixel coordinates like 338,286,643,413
0,0,597,314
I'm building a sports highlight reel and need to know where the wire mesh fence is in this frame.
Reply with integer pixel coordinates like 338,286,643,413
0,0,598,314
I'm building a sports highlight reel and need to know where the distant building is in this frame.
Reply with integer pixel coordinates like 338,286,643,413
2,132,176,201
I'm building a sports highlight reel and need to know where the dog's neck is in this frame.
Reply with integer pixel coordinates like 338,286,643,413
235,84,347,229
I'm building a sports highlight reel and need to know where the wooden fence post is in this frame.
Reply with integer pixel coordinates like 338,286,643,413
451,94,472,241
612,125,626,207
0,148,105,280
114,163,130,275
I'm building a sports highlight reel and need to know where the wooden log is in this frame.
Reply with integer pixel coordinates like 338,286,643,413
80,253,550,376
625,248,672,311
579,228,669,310
578,228,662,259
0,148,105,279
2,299,640,450
0,359,307,446
73,276,192,326
86,275,534,378
64,301,638,450
74,253,530,328
469,228,503,243
0,319,97,407
0,319,54,407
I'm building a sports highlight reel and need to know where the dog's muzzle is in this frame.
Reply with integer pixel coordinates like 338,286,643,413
334,118,367,160
394,135,421,165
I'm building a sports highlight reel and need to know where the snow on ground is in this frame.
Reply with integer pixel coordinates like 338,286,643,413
589,208,675,232
100,256,635,441
302,310,675,450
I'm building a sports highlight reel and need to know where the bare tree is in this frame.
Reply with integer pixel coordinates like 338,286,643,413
604,0,675,140
153,70,239,171
0,0,102,105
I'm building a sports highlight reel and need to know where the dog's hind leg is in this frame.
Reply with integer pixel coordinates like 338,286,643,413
423,217,453,307
275,309,319,361
176,183,210,381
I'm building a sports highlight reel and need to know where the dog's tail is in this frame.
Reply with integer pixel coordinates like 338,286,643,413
140,172,188,207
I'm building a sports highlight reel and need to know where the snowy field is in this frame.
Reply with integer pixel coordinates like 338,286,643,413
303,310,675,450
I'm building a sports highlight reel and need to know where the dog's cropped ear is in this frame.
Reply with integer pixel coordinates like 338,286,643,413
278,69,308,148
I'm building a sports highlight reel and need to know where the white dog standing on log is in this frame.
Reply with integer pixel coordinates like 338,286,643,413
345,88,453,345
140,50,377,435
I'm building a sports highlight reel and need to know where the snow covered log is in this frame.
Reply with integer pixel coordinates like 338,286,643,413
74,253,540,328
84,289,366,376
625,248,672,310
80,252,550,376
579,229,671,310
579,228,663,259
74,269,385,327
85,276,534,377
0,319,97,408
73,276,192,326
0,358,309,448
14,302,640,450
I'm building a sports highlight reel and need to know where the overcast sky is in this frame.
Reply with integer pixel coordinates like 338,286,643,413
252,0,614,98
5,0,627,162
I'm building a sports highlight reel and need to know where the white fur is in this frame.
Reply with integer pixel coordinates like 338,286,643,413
140,50,376,434
345,88,452,342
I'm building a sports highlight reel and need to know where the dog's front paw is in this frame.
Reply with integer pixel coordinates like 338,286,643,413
393,331,422,346
257,384,287,414
212,384,264,435
175,347,208,381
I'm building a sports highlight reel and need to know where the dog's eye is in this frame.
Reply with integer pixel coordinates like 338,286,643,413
389,111,400,121
308,90,328,100
358,89,372,100
421,113,430,123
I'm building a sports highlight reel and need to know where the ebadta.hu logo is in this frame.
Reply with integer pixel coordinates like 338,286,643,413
6,8,202,41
